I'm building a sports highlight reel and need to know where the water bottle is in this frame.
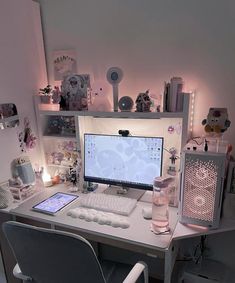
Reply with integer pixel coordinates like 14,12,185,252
152,177,174,234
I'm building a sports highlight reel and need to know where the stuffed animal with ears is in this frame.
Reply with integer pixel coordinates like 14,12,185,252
202,108,231,133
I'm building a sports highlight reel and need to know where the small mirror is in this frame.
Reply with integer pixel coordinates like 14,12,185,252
0,103,19,129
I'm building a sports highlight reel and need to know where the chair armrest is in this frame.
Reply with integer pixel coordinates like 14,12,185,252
123,261,149,283
13,264,32,281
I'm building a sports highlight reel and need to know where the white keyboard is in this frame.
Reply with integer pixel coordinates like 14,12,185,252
79,193,137,216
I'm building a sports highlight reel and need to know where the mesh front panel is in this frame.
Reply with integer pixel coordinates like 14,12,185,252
182,157,218,222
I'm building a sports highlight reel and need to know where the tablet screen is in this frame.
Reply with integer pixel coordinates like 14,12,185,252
32,192,78,215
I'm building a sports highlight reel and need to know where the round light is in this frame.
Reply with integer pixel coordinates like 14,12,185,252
118,96,134,111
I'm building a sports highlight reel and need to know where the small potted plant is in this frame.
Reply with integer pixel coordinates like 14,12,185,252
39,85,53,104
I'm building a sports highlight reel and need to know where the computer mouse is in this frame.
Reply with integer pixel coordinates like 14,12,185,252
142,207,152,219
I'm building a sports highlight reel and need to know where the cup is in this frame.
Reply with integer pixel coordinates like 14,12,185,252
151,177,171,234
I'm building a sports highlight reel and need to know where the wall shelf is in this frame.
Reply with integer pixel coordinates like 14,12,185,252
42,135,76,140
39,110,185,119
47,164,73,169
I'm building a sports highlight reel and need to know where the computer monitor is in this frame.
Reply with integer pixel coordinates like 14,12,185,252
84,133,164,199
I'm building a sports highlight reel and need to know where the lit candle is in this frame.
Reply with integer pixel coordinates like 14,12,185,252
42,172,52,187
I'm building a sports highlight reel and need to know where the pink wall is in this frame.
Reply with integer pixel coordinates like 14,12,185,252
39,0,235,150
37,0,235,274
0,0,47,181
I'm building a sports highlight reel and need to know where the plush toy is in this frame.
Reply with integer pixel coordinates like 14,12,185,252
88,81,112,112
202,108,231,133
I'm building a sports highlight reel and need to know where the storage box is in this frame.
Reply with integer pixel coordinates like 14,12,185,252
9,186,36,201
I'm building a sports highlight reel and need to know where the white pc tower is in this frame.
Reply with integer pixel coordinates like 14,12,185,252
179,150,226,229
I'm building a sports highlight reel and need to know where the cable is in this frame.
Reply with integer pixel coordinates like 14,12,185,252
204,139,208,152
194,235,207,264
187,136,204,146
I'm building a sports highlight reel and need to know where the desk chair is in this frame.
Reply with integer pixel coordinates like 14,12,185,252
2,221,149,283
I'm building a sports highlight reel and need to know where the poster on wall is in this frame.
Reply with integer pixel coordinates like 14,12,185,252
53,50,77,81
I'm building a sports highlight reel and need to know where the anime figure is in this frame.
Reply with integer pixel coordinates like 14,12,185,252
51,86,61,104
167,147,178,176
202,108,231,134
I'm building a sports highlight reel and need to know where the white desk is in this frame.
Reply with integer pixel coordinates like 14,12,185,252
173,214,235,240
4,185,235,282
2,184,179,283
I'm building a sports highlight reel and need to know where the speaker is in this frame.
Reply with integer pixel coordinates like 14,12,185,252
118,96,133,111
179,150,226,229
106,67,123,111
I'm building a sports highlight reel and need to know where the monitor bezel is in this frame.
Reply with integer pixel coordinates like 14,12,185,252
83,133,164,191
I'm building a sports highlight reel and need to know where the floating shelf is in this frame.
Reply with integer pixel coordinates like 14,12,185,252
39,110,185,119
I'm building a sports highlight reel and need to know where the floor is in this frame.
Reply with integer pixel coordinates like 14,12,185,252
0,252,6,283
149,277,163,283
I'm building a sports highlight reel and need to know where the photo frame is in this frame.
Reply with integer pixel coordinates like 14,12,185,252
60,74,90,111
53,50,77,81
226,161,235,193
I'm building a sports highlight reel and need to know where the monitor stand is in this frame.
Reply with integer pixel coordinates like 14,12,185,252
103,185,145,201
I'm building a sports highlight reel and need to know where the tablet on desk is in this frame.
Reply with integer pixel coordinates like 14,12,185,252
32,192,78,215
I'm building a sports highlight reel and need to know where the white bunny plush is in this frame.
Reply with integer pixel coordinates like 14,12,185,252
88,81,112,112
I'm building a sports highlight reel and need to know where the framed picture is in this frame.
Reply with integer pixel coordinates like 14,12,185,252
226,161,235,193
60,74,90,111
53,50,77,81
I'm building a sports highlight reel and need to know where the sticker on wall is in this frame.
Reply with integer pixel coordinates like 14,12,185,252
167,123,182,135
53,49,77,81
18,117,37,152
175,123,182,135
168,125,175,134
18,131,26,153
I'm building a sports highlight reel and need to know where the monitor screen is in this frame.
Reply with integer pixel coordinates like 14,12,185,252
84,134,163,190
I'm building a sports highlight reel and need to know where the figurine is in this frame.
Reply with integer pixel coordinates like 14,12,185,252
51,86,61,104
67,158,82,192
135,90,151,112
202,108,231,134
167,147,178,176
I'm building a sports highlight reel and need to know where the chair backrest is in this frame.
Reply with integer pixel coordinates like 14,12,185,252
2,221,106,283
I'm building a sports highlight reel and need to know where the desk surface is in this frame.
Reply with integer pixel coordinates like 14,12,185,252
4,184,235,253
9,185,178,254
173,215,235,240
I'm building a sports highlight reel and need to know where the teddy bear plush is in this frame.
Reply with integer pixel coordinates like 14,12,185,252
202,108,231,133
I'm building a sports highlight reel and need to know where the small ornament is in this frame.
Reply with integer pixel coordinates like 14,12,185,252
51,86,61,104
167,148,178,176
135,90,151,112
